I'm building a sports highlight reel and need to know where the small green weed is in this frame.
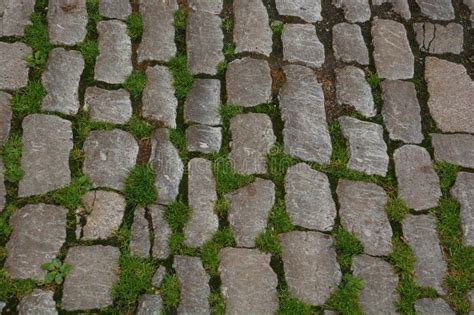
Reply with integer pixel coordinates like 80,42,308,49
79,40,99,66
255,231,281,257
168,54,194,100
223,43,236,58
51,176,92,210
125,115,153,140
366,73,382,89
209,291,225,314
212,155,255,196
0,269,36,301
24,12,53,70
334,227,363,271
386,197,410,223
124,164,157,207
266,145,297,187
41,258,72,285
1,133,24,183
162,274,180,310
126,13,143,40
271,21,284,35
217,61,228,75
169,128,188,162
10,81,45,119
220,105,243,129
173,9,187,31
221,15,233,33
201,227,236,275
434,162,459,193
268,200,294,234
124,71,146,99
325,274,363,315
278,290,312,315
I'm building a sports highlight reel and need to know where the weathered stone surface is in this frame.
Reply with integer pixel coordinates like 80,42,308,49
138,0,177,63
173,256,210,314
18,289,57,315
336,66,375,118
451,172,474,246
152,266,167,288
85,87,132,124
48,0,87,45
226,57,272,107
98,0,131,20
415,0,455,20
229,113,275,175
136,295,162,315
1,0,35,36
142,65,177,128
332,23,369,65
81,190,126,240
280,64,332,164
184,158,219,248
394,145,442,211
414,298,455,315
83,129,138,191
337,180,392,256
351,255,399,314
42,48,84,115
219,248,278,314
372,19,414,80
381,80,423,144
0,92,12,145
150,205,171,259
402,215,447,294
432,134,474,168
226,179,275,247
62,245,120,311
372,0,410,19
282,24,325,69
188,0,222,14
5,204,67,280
425,57,474,133
280,231,341,306
466,0,474,24
129,208,151,258
0,159,5,213
149,129,183,205
184,79,221,125
339,117,389,176
95,20,132,84
19,114,73,197
469,288,474,309
186,125,222,154
0,42,31,90
414,23,463,54
333,0,371,23
275,0,322,22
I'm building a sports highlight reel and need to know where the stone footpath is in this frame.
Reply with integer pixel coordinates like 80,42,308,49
0,0,473,314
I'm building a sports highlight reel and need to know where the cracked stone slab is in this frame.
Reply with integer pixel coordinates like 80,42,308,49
62,245,120,311
425,57,474,133
94,20,132,84
225,178,275,247
188,0,222,14
280,64,332,164
333,0,371,23
129,208,151,258
394,145,441,211
184,79,221,125
48,0,87,45
219,248,278,314
0,159,5,213
84,87,132,124
186,125,222,154
19,114,73,197
282,24,325,69
332,23,369,65
372,19,414,80
229,113,275,175
18,289,57,315
0,92,12,145
432,134,474,168
150,205,172,259
337,180,393,256
5,204,67,280
1,0,35,36
339,116,388,176
280,231,341,306
275,0,322,22
98,0,131,20
336,66,375,118
381,80,423,144
415,0,455,20
0,42,31,90
42,48,84,116
285,163,336,231
372,0,411,19
136,295,163,315
415,298,455,314
226,57,272,107
184,158,219,248
451,172,474,247
152,266,166,288
402,215,447,295
414,23,463,54
83,129,138,191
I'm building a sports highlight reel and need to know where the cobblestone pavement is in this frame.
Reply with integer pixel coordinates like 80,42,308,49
0,0,473,314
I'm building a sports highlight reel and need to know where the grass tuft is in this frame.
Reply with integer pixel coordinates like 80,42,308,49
0,269,36,301
79,39,99,66
268,199,294,234
126,13,143,40
209,291,225,314
212,155,255,196
51,176,92,210
168,54,194,100
125,115,153,140
161,274,180,310
255,231,281,257
201,227,236,275
124,71,146,99
221,15,233,33
24,12,53,70
386,197,410,223
433,162,459,193
325,274,363,315
271,21,284,35
278,290,312,315
334,227,363,271
10,81,45,119
1,133,24,183
223,43,236,59
124,164,157,207
173,9,187,31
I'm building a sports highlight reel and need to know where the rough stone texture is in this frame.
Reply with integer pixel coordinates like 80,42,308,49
466,0,474,24
5,204,67,280
402,215,447,294
229,113,275,175
19,114,73,197
1,0,35,36
280,231,341,306
149,129,183,205
98,0,131,20
184,79,221,126
142,65,177,128
129,208,151,258
372,19,414,80
150,205,171,259
275,0,322,22
381,80,423,144
226,179,275,247
372,0,410,19
425,57,474,133
333,0,371,23
337,180,393,256
42,48,84,115
0,42,31,90
184,158,219,248
186,11,224,75
48,0,87,45
414,298,455,315
233,0,272,56
18,289,57,315
226,57,272,107
285,163,336,231
339,117,389,176
186,125,222,154
394,145,442,211
282,24,325,69
415,0,455,20
219,248,278,314
138,0,177,63
0,159,5,213
173,256,210,314
62,245,120,311
469,288,474,309
95,20,132,84
332,23,369,65
432,134,474,168
152,266,167,288
84,87,132,124
83,129,138,191
81,190,126,240
188,0,222,14
351,255,399,314
414,23,463,54
336,66,375,118
0,92,12,145
451,172,474,246
136,295,163,315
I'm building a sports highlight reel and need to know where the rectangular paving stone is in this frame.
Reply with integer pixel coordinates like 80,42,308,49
48,0,87,46
84,87,132,125
415,298,455,315
414,23,463,54
98,0,131,20
18,289,57,315
333,0,371,23
451,172,474,247
282,24,325,69
150,205,172,259
432,134,474,168
275,0,322,22
1,0,35,36
186,125,222,154
332,23,369,65
0,42,31,90
188,0,223,14
0,91,12,146
415,0,455,20
184,79,221,126
129,208,151,258
336,66,375,118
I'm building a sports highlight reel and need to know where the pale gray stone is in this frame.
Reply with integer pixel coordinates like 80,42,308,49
18,289,57,315
333,0,371,23
0,159,5,213
152,266,167,288
19,114,73,197
415,298,455,315
465,0,474,24
394,145,442,211
136,295,162,315
469,288,474,309
186,125,222,154
0,42,31,90
372,0,410,19
85,87,132,124
150,205,171,260
62,245,120,311
129,208,151,258
432,134,474,168
282,24,325,69
226,178,275,247
336,66,375,118
1,0,35,36
98,0,131,20
188,0,222,14
451,172,474,246
5,204,67,280
0,92,12,145
280,231,341,306
414,23,463,54
184,79,221,126
415,0,455,20
275,0,322,22
48,0,87,46
332,23,369,65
